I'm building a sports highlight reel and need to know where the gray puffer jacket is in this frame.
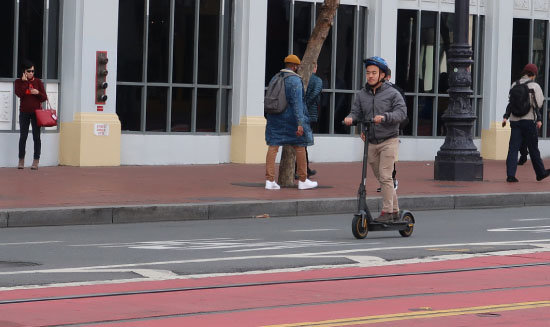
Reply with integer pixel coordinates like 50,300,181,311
347,82,407,144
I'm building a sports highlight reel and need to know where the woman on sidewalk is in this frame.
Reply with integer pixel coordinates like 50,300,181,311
14,60,48,170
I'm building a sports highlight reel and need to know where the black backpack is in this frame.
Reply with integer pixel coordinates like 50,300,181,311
264,72,295,115
508,80,534,117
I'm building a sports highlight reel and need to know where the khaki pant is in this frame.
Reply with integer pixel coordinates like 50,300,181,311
368,137,399,213
266,146,307,182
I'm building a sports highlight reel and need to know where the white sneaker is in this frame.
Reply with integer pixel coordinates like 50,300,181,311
298,179,318,190
394,179,399,190
265,180,280,190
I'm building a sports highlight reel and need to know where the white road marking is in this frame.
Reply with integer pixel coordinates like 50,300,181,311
69,239,357,251
516,218,550,221
289,229,341,232
488,226,550,233
0,241,61,246
69,238,253,247
1,244,549,292
225,240,358,252
1,238,549,277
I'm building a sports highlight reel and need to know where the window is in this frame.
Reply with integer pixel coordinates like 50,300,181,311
395,10,484,137
116,0,233,133
265,0,367,135
0,0,61,131
512,18,550,138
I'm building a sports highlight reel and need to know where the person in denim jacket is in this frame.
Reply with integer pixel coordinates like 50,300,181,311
265,54,317,190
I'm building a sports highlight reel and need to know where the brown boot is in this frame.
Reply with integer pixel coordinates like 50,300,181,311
31,159,39,170
17,159,24,169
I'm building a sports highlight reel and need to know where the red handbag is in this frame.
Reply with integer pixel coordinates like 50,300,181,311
35,100,57,127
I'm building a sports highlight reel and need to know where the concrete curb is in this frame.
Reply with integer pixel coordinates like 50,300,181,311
1,192,549,228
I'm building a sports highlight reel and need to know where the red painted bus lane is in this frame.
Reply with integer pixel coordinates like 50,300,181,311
0,252,549,326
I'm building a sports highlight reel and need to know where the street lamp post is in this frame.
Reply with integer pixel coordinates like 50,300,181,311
434,0,483,181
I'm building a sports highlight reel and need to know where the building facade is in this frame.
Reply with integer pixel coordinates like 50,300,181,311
0,0,549,167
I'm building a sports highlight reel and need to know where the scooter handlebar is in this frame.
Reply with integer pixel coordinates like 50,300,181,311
341,119,374,126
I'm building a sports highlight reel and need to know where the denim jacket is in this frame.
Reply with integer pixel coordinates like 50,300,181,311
265,69,313,146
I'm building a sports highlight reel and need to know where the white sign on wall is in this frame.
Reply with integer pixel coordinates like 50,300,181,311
0,82,13,130
94,123,109,136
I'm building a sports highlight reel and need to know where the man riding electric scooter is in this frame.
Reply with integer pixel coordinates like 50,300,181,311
344,56,407,223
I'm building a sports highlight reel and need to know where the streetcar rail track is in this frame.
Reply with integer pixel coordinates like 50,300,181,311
16,283,550,327
1,261,549,306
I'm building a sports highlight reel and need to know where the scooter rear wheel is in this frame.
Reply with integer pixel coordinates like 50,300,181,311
399,212,414,237
352,215,368,239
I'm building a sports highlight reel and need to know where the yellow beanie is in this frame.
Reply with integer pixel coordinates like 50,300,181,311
284,54,301,65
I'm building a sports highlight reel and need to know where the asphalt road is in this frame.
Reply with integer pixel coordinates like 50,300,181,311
1,205,549,289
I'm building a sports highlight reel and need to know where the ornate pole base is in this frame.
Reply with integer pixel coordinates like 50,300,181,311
434,154,483,181
434,117,483,181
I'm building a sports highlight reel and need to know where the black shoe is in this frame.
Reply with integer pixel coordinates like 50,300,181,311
307,168,316,178
375,212,393,223
294,174,298,180
518,156,528,165
506,176,519,183
376,187,381,192
392,211,401,221
536,169,550,181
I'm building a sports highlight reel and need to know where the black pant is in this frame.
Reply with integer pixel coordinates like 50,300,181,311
506,120,545,178
519,141,529,157
19,111,41,160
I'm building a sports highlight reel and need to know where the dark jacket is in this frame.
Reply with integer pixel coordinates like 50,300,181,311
347,81,407,144
304,73,322,123
265,70,313,146
14,77,47,113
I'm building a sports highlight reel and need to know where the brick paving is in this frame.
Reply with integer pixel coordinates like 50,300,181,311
1,159,549,209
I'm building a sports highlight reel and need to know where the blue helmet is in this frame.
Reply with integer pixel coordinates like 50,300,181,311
364,56,389,75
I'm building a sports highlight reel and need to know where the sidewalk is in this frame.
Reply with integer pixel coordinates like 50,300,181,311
1,159,550,227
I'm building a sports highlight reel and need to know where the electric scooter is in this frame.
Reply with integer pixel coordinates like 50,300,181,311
348,120,415,239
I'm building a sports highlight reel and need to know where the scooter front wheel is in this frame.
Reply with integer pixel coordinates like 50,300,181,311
352,215,368,239
399,212,414,237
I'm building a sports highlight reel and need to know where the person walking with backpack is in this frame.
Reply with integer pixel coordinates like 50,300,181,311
502,63,550,182
264,54,317,190
344,57,407,222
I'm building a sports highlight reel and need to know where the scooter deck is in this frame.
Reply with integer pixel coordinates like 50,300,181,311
368,221,412,232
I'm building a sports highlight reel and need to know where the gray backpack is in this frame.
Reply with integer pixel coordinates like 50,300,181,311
264,72,294,115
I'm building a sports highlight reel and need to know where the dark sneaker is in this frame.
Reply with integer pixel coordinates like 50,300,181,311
506,176,519,183
536,169,550,181
376,187,381,192
375,212,393,223
392,211,401,221
307,168,317,178
518,156,528,165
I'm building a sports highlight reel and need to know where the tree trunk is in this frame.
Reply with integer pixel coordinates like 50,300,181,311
298,0,340,89
277,0,340,187
277,146,296,187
